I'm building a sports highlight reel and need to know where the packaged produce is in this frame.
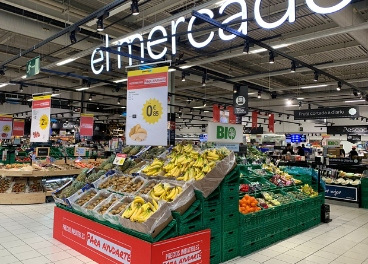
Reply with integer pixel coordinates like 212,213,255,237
82,190,111,216
70,188,98,213
0,178,12,193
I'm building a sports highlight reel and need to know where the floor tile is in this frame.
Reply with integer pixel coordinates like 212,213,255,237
274,253,303,264
21,256,52,264
0,248,12,257
53,257,84,264
16,249,42,261
30,241,55,250
45,251,72,262
7,245,35,255
36,245,64,255
233,258,260,264
264,258,289,264
313,250,340,260
284,249,310,259
75,255,94,263
247,252,272,262
257,249,280,258
304,255,332,264
1,240,27,249
64,249,81,257
1,254,20,264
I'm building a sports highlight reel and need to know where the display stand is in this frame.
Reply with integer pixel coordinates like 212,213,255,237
53,207,211,264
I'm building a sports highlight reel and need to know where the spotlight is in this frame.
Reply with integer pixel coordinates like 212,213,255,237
233,87,238,94
190,109,193,114
203,101,207,107
361,117,364,122
117,99,121,105
97,17,104,32
279,114,282,117
337,81,342,91
97,104,100,109
70,30,77,44
89,94,92,101
286,99,292,106
308,104,311,109
201,116,204,121
298,101,303,108
287,115,290,120
19,84,24,92
182,72,186,82
258,91,262,99
202,75,206,86
314,71,319,81
353,90,358,96
248,117,251,121
291,61,296,73
269,51,275,64
0,69,4,76
179,107,182,112
131,0,139,15
243,41,250,54
268,113,271,117
178,113,182,118
96,116,99,120
199,110,202,115
67,101,71,107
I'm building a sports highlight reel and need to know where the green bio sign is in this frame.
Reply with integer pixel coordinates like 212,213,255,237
217,126,236,140
207,122,242,143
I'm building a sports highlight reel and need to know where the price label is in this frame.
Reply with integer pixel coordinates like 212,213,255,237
40,114,49,130
3,125,11,133
113,154,127,165
142,98,163,124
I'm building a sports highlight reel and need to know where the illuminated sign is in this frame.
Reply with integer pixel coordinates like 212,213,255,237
91,0,352,74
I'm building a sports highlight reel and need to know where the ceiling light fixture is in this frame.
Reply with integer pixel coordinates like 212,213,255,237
70,30,77,44
182,72,185,82
56,58,77,66
258,91,262,99
314,71,319,82
131,0,139,15
337,81,342,91
291,61,296,72
97,104,100,109
203,101,207,107
76,87,89,91
301,84,328,89
97,16,104,32
344,99,365,103
21,75,27,79
113,78,127,83
269,51,275,64
89,94,92,101
286,99,292,106
202,75,206,86
243,41,250,54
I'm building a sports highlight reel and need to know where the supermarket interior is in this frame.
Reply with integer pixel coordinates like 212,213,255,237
2,0,368,263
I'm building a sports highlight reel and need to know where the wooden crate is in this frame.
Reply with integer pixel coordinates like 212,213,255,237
0,192,46,204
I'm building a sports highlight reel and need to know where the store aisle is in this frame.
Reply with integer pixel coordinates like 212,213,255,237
0,204,368,264
231,204,368,264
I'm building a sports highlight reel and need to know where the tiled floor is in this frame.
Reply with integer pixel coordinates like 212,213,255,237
0,203,367,264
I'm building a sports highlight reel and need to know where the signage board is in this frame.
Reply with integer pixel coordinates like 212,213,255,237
327,158,360,164
325,184,358,201
75,147,86,157
243,126,263,134
294,107,359,120
31,95,51,142
36,147,50,157
0,115,13,139
207,122,243,143
326,139,340,147
12,119,24,137
80,114,94,137
53,207,210,264
126,67,168,146
327,125,368,135
26,56,40,78
215,143,240,152
113,153,127,165
233,86,248,116
347,134,361,143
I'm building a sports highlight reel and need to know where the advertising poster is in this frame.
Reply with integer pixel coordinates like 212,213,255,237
126,67,168,146
0,115,13,139
207,122,243,143
252,112,258,128
13,119,24,137
31,95,51,142
213,105,236,124
80,114,94,136
269,114,274,133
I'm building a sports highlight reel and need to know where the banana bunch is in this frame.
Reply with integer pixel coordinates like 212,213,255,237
142,159,164,176
203,161,217,173
202,149,221,161
122,197,158,223
193,156,207,168
172,144,184,154
149,183,183,202
183,144,193,153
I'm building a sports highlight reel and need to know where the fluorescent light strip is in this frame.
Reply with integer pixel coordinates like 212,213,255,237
56,58,77,66
345,100,365,103
297,98,304,100
301,84,328,89
21,75,27,79
113,78,127,83
51,94,60,97
76,87,90,91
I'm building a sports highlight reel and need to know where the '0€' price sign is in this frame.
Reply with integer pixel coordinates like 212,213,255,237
142,98,163,124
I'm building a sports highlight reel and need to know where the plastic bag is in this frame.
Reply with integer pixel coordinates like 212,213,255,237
92,193,123,221
82,189,112,216
103,196,134,225
119,196,172,236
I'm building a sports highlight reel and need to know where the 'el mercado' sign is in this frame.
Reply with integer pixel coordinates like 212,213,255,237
91,0,352,74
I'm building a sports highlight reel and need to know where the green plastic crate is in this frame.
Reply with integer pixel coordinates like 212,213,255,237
222,166,240,184
223,212,239,231
222,229,238,250
263,221,281,236
239,239,264,256
203,214,221,231
203,204,222,218
172,200,202,224
178,214,203,236
280,226,297,240
222,246,238,262
282,215,296,232
221,182,239,198
210,233,221,255
210,252,221,264
262,232,281,247
239,210,264,229
239,226,265,245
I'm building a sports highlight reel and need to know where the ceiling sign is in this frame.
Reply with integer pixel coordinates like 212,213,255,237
327,125,368,135
294,107,359,120
91,0,352,74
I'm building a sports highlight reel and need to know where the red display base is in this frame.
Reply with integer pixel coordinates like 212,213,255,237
53,207,211,264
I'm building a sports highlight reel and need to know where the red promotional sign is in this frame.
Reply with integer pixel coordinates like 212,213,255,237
228,106,236,124
53,207,210,264
32,98,51,109
252,112,258,129
213,105,220,122
213,105,236,124
269,114,275,133
80,114,94,136
13,119,24,136
128,72,168,90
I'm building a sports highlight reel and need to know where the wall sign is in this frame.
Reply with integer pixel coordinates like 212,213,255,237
326,139,340,147
0,115,13,139
36,147,50,157
31,95,51,142
294,107,359,120
126,67,168,146
12,119,25,137
207,122,243,143
80,114,94,137
327,125,368,135
327,158,360,164
91,0,352,73
347,134,361,143
233,86,248,116
325,184,358,201
215,143,240,152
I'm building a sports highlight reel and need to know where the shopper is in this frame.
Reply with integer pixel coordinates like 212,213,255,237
340,145,346,158
297,146,305,156
349,147,358,159
282,143,294,155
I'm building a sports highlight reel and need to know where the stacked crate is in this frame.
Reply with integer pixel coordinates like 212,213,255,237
361,178,368,209
220,167,240,262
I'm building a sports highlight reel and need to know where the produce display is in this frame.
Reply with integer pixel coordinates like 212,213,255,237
121,178,144,193
12,183,26,193
287,190,310,200
97,197,119,214
322,170,362,185
149,183,183,202
29,181,43,192
109,176,133,192
0,178,11,193
138,181,158,195
86,195,108,210
0,164,32,171
75,192,97,206
122,196,158,222
109,202,130,215
239,194,261,214
299,184,318,197
140,147,166,159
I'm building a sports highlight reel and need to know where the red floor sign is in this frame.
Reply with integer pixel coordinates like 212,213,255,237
53,207,211,264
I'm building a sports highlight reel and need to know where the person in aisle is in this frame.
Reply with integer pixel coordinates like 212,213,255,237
340,144,346,158
297,146,305,156
349,146,358,159
282,143,294,155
